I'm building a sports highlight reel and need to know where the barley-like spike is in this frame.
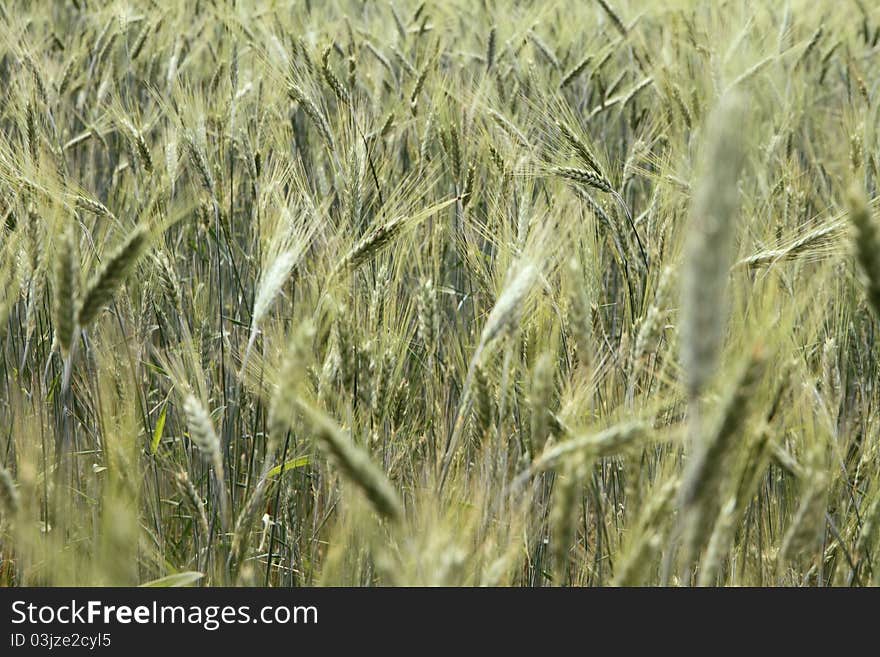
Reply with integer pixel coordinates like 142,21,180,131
553,166,613,193
25,100,37,163
336,313,357,394
52,225,77,357
471,363,494,442
848,185,880,318
556,120,603,175
737,218,844,269
78,225,150,328
379,112,395,137
58,55,76,96
182,394,223,472
75,194,114,219
529,352,555,456
346,142,364,227
130,19,154,61
595,0,628,37
487,109,529,147
390,2,407,41
165,137,179,187
418,112,434,167
409,66,428,113
567,258,593,371
851,132,864,174
288,83,334,147
229,475,271,571
560,54,592,89
633,266,675,365
486,26,497,70
347,55,356,93
368,266,389,328
821,336,841,408
29,59,48,105
480,263,537,348
364,41,393,75
416,278,437,350
175,470,210,540
670,83,693,129
796,27,823,68
370,348,394,423
252,250,299,329
298,402,403,522
336,216,406,274
321,46,350,105
528,30,559,69
488,142,506,175
295,37,315,75
391,45,416,77
448,123,461,182
461,162,476,208
318,332,342,405
526,421,648,479
154,250,183,316
184,135,215,195
24,207,42,275
128,123,153,173
96,31,118,68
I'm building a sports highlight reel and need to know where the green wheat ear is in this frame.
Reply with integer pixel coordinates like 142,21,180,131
77,224,150,328
52,223,77,357
297,401,403,523
848,185,880,318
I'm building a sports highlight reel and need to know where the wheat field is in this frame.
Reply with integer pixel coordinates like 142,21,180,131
0,0,879,587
